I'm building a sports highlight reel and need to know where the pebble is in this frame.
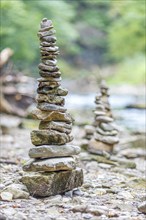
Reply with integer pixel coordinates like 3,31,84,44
2,183,29,199
0,192,13,201
138,201,146,214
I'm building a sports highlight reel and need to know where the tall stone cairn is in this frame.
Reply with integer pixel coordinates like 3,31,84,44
88,81,119,154
21,18,83,197
99,80,112,118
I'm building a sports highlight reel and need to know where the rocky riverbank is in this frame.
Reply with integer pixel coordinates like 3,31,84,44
0,125,145,220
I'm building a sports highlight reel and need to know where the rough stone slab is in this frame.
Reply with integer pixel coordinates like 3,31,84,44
37,103,66,112
37,86,68,96
88,139,114,153
31,109,73,123
21,168,83,197
29,144,80,158
31,130,73,146
39,121,72,134
36,94,65,105
95,133,119,145
39,71,61,78
23,157,76,172
38,63,59,72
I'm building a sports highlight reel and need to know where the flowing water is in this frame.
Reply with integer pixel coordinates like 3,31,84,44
65,93,145,133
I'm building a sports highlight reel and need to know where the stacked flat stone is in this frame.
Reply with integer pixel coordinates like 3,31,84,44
100,80,112,117
21,18,83,197
88,82,119,154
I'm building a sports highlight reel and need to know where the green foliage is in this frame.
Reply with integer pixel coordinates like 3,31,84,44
107,54,145,85
108,0,145,59
0,0,78,68
0,0,145,85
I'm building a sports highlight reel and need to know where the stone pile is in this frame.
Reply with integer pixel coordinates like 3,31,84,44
21,18,83,197
88,81,119,154
100,80,112,117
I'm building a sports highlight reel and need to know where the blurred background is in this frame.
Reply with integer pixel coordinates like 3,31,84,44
0,0,145,134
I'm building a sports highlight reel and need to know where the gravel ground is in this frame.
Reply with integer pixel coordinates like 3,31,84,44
0,127,146,220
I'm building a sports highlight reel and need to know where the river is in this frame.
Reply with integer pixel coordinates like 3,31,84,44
65,93,145,133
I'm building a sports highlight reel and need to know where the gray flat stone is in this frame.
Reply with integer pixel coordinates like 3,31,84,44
37,103,66,112
29,144,80,158
96,127,118,136
95,116,113,123
23,157,76,172
100,122,117,131
31,130,73,146
95,133,119,145
21,168,83,197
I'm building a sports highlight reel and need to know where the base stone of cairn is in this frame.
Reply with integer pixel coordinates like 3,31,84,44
21,18,83,197
88,81,119,154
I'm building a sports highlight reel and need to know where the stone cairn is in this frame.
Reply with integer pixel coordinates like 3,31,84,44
21,18,83,197
88,80,119,154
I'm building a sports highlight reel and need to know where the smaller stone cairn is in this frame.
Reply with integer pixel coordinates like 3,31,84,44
88,81,119,154
21,18,83,197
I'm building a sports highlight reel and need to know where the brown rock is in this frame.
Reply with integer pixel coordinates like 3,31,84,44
88,139,114,153
21,168,83,197
37,103,66,112
31,109,73,123
23,157,76,172
31,130,73,146
36,94,65,105
39,121,72,134
29,144,80,159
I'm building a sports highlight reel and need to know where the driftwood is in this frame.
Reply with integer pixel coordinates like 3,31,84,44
0,48,13,69
0,48,34,117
